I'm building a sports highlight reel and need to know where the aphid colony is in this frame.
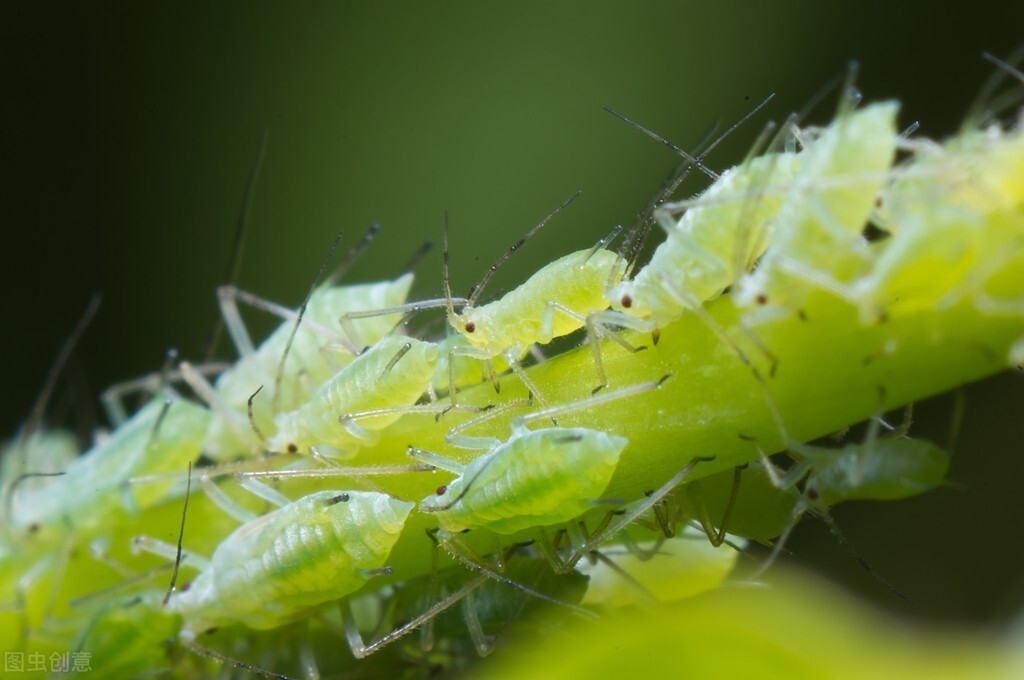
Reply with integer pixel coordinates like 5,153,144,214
3,68,1023,678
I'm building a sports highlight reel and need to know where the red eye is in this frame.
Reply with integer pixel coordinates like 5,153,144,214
806,488,819,500
755,293,768,305
436,485,448,496
621,295,632,309
286,443,298,454
464,321,476,333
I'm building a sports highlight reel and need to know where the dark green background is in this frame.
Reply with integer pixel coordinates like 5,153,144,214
3,2,1022,629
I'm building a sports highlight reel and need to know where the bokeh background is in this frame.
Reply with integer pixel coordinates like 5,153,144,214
3,1,1023,632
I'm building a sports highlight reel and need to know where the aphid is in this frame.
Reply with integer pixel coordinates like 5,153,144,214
854,106,1024,326
747,403,949,578
190,273,417,460
440,196,632,402
268,334,440,459
6,396,210,543
409,379,685,573
164,490,413,639
735,97,901,314
418,426,627,536
602,98,804,329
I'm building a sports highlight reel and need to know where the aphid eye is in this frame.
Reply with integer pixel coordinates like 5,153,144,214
806,488,819,500
28,523,39,534
755,293,768,305
464,321,476,333
286,443,299,454
435,485,448,496
324,493,351,507
180,581,191,592
620,295,633,309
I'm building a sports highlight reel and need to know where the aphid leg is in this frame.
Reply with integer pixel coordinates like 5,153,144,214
101,361,228,428
540,301,644,394
200,129,268,361
431,530,597,619
218,284,360,357
513,376,668,430
130,535,211,572
443,397,531,450
225,463,436,483
339,298,468,351
658,273,789,442
180,361,262,455
746,501,805,581
298,636,320,680
340,403,483,444
617,528,667,562
444,342,497,406
688,465,745,547
461,588,496,656
338,572,488,659
199,474,257,523
407,445,467,475
570,456,714,568
185,640,295,680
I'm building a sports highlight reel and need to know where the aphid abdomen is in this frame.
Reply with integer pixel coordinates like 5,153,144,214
426,428,626,535
171,491,413,633
464,249,624,350
270,335,438,455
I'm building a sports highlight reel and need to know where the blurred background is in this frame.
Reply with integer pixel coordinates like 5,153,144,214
3,2,1022,631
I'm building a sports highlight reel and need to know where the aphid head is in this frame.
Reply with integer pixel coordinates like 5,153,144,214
609,280,649,318
452,309,489,347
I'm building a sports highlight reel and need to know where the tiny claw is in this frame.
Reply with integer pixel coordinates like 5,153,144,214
651,329,661,345
591,383,606,396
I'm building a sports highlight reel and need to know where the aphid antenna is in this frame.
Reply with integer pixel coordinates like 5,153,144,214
834,61,864,119
14,294,101,460
794,66,847,128
601,106,721,182
816,507,914,605
400,238,436,275
202,128,269,361
464,190,583,308
273,231,343,414
164,461,192,606
246,385,269,445
612,93,777,282
325,222,380,285
614,118,722,281
967,48,1024,129
146,397,174,445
